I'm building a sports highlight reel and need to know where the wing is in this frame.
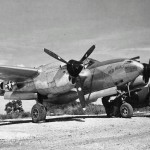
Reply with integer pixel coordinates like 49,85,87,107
0,66,39,82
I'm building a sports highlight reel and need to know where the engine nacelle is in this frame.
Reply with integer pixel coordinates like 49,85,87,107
129,76,150,106
130,75,146,90
118,75,146,91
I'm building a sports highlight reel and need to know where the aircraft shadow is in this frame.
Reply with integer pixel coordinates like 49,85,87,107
0,115,107,126
45,115,107,123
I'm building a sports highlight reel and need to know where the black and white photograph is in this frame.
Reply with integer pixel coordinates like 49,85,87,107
0,0,150,149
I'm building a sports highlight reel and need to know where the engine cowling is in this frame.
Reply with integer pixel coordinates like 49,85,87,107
130,75,146,90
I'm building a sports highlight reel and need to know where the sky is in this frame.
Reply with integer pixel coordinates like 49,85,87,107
0,0,150,113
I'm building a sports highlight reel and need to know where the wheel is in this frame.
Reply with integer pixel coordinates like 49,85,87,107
120,103,133,118
31,103,47,123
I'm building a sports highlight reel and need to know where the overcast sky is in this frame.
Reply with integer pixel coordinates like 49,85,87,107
0,0,150,113
0,0,150,67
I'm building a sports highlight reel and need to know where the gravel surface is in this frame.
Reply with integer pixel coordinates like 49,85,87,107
0,114,150,150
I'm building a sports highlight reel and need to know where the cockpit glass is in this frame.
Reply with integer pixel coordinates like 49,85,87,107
125,60,132,64
83,58,94,68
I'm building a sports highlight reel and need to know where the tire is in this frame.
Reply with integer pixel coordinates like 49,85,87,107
120,103,133,118
41,106,47,121
31,103,47,123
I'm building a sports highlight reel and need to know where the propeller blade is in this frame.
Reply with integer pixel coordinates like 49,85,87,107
44,45,95,80
44,48,68,64
75,77,86,109
130,56,140,60
80,45,95,62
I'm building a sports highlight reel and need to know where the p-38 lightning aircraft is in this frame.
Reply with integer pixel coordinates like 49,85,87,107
0,45,149,122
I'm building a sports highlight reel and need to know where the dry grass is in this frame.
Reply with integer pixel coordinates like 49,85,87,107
1,102,149,120
0,112,31,120
46,103,106,116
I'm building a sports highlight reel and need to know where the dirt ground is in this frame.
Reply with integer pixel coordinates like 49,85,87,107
0,114,150,150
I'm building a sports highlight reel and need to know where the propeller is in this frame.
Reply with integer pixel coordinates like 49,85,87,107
142,60,150,83
44,45,95,109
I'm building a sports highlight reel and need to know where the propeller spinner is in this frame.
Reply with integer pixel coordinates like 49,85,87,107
44,45,95,109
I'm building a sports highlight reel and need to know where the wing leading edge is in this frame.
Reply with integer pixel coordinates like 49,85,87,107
0,66,39,82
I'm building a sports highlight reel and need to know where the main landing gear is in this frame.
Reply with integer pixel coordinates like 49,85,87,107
31,94,47,123
102,95,133,118
120,102,133,118
102,82,137,118
31,103,47,123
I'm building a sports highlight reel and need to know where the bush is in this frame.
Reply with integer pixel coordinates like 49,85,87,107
63,105,84,115
85,104,105,115
5,100,24,114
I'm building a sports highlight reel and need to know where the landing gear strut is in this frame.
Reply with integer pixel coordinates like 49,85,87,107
102,93,134,118
119,83,133,118
31,94,47,123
